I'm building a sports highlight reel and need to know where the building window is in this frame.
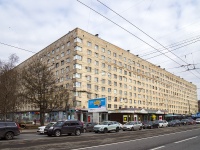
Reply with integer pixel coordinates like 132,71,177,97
87,58,92,63
56,55,59,59
61,52,65,57
108,104,111,108
94,77,99,82
74,64,82,69
108,96,111,101
87,67,92,72
108,88,111,93
87,75,91,81
107,50,111,55
101,55,105,60
113,53,116,57
66,66,70,72
102,63,106,68
67,49,71,54
87,41,92,47
87,84,91,89
61,60,64,65
102,48,105,52
67,41,70,47
101,87,105,91
101,79,105,84
66,58,70,63
52,50,55,54
114,89,117,94
73,73,81,78
55,63,59,68
95,52,99,58
95,61,99,66
87,49,92,55
74,55,82,60
95,69,99,74
114,104,117,108
74,46,82,51
95,45,99,50
95,85,99,90
74,37,82,43
101,71,106,76
61,68,64,74
73,82,81,87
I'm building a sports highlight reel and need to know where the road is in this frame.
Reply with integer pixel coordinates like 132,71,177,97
0,125,200,150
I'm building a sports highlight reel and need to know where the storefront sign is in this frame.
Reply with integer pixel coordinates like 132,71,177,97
88,97,107,112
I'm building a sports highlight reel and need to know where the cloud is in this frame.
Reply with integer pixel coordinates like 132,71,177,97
0,0,200,98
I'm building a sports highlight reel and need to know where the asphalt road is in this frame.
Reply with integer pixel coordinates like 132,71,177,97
0,124,200,150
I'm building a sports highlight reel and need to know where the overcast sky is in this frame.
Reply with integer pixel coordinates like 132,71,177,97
0,0,200,99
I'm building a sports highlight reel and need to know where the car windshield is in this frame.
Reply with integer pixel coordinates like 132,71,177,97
125,122,134,125
100,121,110,125
54,121,64,127
46,122,55,128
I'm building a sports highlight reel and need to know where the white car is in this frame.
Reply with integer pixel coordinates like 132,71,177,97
122,121,141,131
93,121,120,133
195,118,200,124
37,122,56,134
158,120,168,128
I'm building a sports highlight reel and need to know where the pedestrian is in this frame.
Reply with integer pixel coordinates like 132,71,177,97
34,118,36,125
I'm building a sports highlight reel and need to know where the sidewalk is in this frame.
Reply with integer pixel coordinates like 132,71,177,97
20,129,37,134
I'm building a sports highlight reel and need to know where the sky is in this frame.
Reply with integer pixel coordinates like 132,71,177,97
0,0,200,99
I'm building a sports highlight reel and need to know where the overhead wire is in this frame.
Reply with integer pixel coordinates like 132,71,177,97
0,42,36,54
77,0,200,80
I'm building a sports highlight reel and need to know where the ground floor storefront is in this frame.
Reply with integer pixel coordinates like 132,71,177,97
1,108,168,124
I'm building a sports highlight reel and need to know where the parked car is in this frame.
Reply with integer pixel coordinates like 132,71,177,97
115,122,123,130
188,119,196,125
122,121,141,131
168,120,181,127
93,121,120,133
83,122,97,133
37,122,56,134
44,120,83,137
0,121,20,140
158,120,168,128
180,119,189,125
152,120,160,128
143,121,154,129
195,118,200,124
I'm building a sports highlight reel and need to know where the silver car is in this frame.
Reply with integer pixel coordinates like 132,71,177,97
122,121,141,131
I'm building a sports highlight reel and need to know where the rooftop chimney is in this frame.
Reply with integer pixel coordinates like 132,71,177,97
95,34,99,37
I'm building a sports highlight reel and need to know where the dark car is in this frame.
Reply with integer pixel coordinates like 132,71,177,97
0,121,20,140
180,119,189,125
168,120,181,127
143,121,154,129
44,120,83,137
152,120,160,128
83,122,97,133
188,119,196,125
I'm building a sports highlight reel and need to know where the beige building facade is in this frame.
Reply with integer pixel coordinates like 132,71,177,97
18,28,198,117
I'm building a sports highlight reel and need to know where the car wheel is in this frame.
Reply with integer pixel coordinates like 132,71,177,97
83,128,86,133
95,131,98,133
54,130,61,137
151,126,153,129
68,133,72,136
131,127,134,131
140,126,142,130
123,129,125,131
75,129,81,136
103,128,108,133
5,132,14,140
116,127,119,132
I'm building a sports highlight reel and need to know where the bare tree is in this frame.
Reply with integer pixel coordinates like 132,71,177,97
20,59,69,125
0,54,20,121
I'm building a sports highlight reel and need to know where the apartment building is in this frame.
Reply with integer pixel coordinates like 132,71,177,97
17,28,198,122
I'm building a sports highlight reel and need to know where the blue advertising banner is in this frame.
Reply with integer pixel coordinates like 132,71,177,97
88,97,107,112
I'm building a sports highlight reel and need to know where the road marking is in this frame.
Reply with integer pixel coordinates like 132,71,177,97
72,128,199,150
174,136,198,143
150,146,165,150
